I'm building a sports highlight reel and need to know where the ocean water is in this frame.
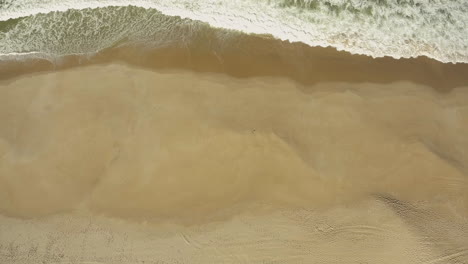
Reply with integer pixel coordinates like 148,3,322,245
0,0,467,63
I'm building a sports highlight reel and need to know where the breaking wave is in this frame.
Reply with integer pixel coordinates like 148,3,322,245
0,0,467,63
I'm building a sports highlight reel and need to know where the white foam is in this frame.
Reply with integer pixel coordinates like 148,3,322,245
0,0,467,63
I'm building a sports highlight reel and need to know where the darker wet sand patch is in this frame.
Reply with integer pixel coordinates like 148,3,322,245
1,33,467,92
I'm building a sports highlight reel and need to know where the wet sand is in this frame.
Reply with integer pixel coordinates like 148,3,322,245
2,33,468,92
1,58,468,263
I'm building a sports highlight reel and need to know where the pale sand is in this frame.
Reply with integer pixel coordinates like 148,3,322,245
1,64,468,263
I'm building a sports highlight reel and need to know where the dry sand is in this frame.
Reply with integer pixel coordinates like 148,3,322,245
1,62,468,263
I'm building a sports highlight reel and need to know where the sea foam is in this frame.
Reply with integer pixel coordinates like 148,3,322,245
0,0,467,63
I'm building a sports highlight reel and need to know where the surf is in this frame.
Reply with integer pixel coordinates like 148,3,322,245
0,0,467,63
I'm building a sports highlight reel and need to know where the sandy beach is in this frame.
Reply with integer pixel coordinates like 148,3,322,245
3,0,468,262
1,42,468,263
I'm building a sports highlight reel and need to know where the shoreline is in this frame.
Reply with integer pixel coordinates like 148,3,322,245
1,33,468,92
2,1,467,64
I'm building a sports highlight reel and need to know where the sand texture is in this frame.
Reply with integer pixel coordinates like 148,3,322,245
1,64,468,263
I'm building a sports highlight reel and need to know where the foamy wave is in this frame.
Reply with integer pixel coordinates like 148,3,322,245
1,0,467,63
